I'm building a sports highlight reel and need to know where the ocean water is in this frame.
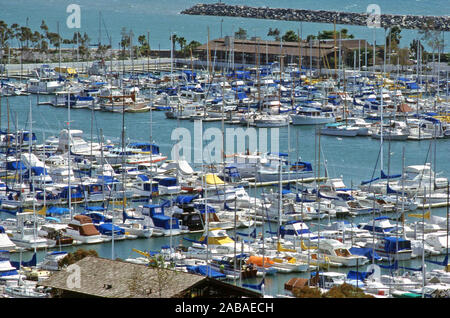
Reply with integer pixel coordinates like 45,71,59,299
1,0,449,51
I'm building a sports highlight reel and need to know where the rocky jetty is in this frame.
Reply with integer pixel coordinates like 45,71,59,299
181,3,450,31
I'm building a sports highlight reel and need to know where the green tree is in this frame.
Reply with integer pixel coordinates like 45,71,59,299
30,31,42,50
120,27,132,58
341,29,354,39
234,27,247,40
317,30,335,40
181,40,202,57
137,34,150,56
177,36,186,53
387,26,402,48
58,249,99,268
282,30,299,42
47,32,61,49
318,29,354,40
40,40,48,53
170,33,178,51
306,34,317,42
19,26,32,50
267,27,281,41
0,21,12,49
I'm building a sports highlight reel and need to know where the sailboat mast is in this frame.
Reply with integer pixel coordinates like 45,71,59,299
68,92,72,219
380,38,384,174
29,98,37,253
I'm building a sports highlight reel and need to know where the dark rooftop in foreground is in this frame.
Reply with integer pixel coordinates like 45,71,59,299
38,256,262,298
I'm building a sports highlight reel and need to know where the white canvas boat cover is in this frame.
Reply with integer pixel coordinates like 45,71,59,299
178,160,194,175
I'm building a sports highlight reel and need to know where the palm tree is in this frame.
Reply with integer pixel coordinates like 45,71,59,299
19,26,33,51
182,40,201,57
0,21,12,62
267,28,281,41
138,34,150,56
177,36,186,53
39,20,49,57
234,28,247,40
120,27,131,58
282,30,299,42
170,34,178,51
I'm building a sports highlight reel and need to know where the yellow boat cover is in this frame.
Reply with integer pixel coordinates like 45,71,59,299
204,174,225,185
408,210,430,219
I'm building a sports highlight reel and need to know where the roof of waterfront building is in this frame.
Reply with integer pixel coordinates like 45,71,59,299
38,256,261,298
196,37,369,58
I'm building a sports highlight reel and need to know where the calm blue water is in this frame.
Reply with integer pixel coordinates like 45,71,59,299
1,0,449,51
2,93,450,297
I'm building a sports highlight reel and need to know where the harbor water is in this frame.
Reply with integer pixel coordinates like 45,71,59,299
1,92,449,297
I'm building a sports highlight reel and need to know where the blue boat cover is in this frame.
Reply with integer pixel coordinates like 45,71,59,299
11,253,37,269
349,247,381,261
383,237,411,253
137,174,150,181
85,205,106,212
186,265,226,279
97,223,125,235
47,206,70,216
158,177,177,187
236,228,257,239
174,194,199,204
243,278,265,291
194,203,216,214
380,170,401,179
347,269,374,281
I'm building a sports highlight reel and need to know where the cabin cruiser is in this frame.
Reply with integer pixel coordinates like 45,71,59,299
314,239,369,267
115,210,155,238
8,213,54,250
358,216,404,237
65,215,105,244
249,113,290,128
320,122,360,137
363,237,413,261
56,129,102,159
136,203,182,236
290,107,336,125
360,163,448,195
27,77,63,94
224,152,314,183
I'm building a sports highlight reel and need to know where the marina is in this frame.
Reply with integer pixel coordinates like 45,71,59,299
0,0,449,300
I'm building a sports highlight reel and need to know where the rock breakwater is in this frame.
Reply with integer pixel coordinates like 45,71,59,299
181,3,450,31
